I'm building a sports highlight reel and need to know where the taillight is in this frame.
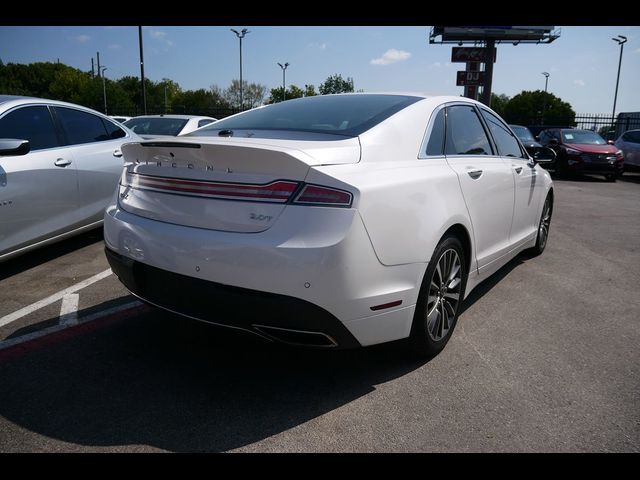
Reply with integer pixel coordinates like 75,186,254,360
122,171,298,203
121,171,353,207
292,184,353,207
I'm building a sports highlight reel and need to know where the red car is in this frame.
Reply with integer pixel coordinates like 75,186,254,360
538,128,624,181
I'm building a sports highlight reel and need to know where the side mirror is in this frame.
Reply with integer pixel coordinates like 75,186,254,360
529,146,557,164
0,139,30,157
607,139,615,145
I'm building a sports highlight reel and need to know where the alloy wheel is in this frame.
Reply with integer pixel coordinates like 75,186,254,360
426,248,462,341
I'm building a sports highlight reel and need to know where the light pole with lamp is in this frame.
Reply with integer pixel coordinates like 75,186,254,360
101,67,108,115
541,72,549,125
230,28,250,110
277,62,289,101
611,35,627,133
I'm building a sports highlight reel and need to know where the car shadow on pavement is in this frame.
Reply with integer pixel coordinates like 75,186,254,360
619,172,640,184
0,301,428,452
458,254,526,316
0,228,104,281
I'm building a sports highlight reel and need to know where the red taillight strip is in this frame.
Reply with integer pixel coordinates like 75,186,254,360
125,172,298,202
292,184,353,207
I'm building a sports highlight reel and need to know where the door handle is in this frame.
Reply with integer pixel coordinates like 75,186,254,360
54,158,72,167
113,149,123,158
467,169,483,179
513,166,523,174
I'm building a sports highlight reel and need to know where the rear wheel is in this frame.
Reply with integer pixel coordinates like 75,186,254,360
407,235,467,358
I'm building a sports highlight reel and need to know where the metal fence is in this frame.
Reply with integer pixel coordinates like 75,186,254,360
526,113,640,140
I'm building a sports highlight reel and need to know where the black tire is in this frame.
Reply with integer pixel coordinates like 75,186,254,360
407,235,468,358
605,174,617,182
528,193,553,256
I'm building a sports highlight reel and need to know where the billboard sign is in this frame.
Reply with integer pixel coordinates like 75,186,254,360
451,47,497,63
456,71,485,86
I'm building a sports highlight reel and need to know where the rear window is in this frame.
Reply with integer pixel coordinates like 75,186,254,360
124,117,188,136
187,94,422,137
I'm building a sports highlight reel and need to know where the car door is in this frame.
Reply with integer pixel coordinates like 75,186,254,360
0,105,79,257
444,103,515,273
625,131,640,167
53,106,128,225
480,108,542,247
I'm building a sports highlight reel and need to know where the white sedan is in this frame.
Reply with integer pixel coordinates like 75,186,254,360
122,115,217,139
104,93,555,356
0,95,139,262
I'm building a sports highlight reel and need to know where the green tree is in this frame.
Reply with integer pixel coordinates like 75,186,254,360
224,79,267,109
490,93,510,118
503,90,575,126
304,84,317,97
269,84,305,103
319,74,354,95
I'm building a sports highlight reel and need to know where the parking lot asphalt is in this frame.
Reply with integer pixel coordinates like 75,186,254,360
0,173,638,452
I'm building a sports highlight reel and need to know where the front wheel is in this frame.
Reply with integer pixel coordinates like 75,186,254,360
528,193,553,256
407,235,467,358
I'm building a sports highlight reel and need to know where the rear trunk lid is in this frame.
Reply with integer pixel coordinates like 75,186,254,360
118,136,359,233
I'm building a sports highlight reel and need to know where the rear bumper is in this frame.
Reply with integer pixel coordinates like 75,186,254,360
103,200,424,347
106,247,360,348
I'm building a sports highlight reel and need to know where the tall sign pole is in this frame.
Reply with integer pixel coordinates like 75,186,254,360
139,26,147,115
479,39,495,107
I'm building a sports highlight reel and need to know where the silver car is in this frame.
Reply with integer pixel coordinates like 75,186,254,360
122,115,217,139
0,95,139,262
615,129,640,171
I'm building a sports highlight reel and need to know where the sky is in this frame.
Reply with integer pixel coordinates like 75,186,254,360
0,26,638,113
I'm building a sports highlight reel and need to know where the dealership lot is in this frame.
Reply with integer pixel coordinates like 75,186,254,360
0,173,638,452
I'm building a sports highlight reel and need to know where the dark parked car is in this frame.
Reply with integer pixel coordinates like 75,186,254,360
538,128,624,181
510,125,542,149
614,129,640,171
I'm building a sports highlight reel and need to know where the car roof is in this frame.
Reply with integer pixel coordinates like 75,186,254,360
0,94,111,115
128,115,215,120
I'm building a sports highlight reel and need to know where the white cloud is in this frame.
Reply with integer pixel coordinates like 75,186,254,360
370,48,412,66
149,29,167,40
107,44,121,50
573,79,586,87
73,35,90,43
149,29,173,49
430,61,442,68
307,42,327,50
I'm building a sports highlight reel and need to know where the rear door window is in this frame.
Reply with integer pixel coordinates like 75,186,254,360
445,105,493,156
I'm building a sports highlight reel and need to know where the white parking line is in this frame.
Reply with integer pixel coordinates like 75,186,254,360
0,269,113,328
59,294,79,326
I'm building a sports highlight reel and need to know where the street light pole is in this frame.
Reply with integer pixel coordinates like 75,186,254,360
541,72,549,125
101,67,108,115
611,35,627,131
231,28,250,110
138,26,147,115
277,62,289,101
